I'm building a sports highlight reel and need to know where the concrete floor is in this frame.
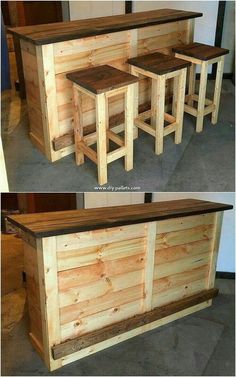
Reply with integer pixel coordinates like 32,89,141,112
1,80,235,192
1,278,235,376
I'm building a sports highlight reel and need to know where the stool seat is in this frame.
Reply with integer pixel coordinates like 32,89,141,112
173,43,229,61
127,52,191,76
66,65,138,94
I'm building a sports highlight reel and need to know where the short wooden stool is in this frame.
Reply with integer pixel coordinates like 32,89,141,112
173,43,229,132
66,65,138,185
127,52,191,155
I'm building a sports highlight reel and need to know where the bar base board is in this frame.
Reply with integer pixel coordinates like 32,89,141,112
59,300,212,370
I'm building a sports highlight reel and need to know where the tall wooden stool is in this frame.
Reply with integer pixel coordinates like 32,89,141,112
66,65,138,185
173,43,229,132
127,52,191,155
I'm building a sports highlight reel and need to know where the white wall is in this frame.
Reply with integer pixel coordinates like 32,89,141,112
133,1,219,73
84,192,145,208
222,1,235,74
152,192,235,273
69,0,125,20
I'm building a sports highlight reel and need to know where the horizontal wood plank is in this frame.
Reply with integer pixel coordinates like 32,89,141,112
52,288,218,359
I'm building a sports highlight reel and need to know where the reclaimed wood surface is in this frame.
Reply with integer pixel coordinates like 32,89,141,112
8,9,202,45
127,52,191,75
173,42,229,61
7,199,232,238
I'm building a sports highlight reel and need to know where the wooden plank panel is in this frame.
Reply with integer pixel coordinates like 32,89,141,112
142,222,156,311
157,213,215,234
153,264,209,295
60,301,211,366
59,268,144,308
207,212,224,288
155,239,213,265
153,251,210,280
156,224,215,250
57,237,145,271
152,279,207,308
59,284,144,326
61,299,143,340
58,253,144,291
54,42,130,74
56,223,146,252
53,288,217,360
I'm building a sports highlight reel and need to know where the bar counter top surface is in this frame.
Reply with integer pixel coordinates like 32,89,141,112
7,199,232,238
8,8,202,45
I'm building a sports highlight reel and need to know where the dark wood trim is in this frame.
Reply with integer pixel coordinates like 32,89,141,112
212,1,226,78
7,199,233,238
216,271,235,279
144,193,152,203
52,288,218,359
125,1,132,14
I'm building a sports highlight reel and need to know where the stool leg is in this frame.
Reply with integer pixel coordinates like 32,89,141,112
131,66,139,139
96,93,107,185
196,61,208,133
175,68,187,144
125,84,134,171
154,76,165,155
105,99,109,151
188,63,196,106
72,85,84,165
211,56,224,125
172,75,179,117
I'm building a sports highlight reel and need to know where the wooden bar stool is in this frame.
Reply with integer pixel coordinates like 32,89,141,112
173,43,229,132
127,52,191,155
66,65,138,185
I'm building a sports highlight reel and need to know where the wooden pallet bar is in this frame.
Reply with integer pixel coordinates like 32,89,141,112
7,199,232,371
8,9,202,162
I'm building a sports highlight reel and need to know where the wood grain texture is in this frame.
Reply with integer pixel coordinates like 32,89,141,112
7,199,233,238
8,9,202,45
67,65,138,94
127,52,191,75
173,42,229,61
52,288,218,359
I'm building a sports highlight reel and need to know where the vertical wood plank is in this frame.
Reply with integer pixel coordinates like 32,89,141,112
96,93,108,185
125,84,134,171
129,29,138,139
207,212,224,288
36,237,62,371
36,44,61,162
172,74,179,117
187,63,196,106
186,18,195,44
175,68,187,144
143,221,156,311
211,56,224,125
72,85,84,165
155,76,166,154
196,61,208,133
130,65,139,139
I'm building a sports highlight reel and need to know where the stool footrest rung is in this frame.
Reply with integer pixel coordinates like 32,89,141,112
184,104,198,117
78,141,97,164
186,94,213,106
135,118,156,137
107,130,124,147
204,104,216,115
163,122,177,136
107,147,127,164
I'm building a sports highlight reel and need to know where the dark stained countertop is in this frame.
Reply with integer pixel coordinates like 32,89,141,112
8,9,202,45
7,199,232,238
